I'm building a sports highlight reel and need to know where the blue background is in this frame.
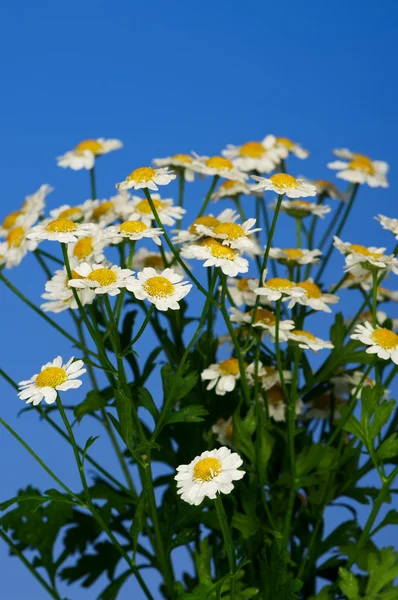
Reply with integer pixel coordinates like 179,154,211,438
1,1,398,598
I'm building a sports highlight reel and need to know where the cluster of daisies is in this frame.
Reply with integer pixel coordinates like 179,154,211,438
7,134,398,506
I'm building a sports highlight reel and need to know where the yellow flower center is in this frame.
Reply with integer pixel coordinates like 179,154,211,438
219,358,240,376
237,277,254,291
298,280,322,299
266,277,294,290
267,385,284,406
348,244,383,259
371,328,398,349
120,220,148,234
193,457,222,482
36,366,68,388
212,222,244,240
283,248,304,259
263,366,277,377
173,153,193,164
225,423,233,440
2,211,23,230
189,216,220,234
73,237,93,260
348,154,375,175
276,137,295,149
292,329,316,340
46,218,77,233
6,226,25,248
200,238,237,259
87,268,117,286
291,200,311,209
269,173,299,189
205,156,233,170
239,141,264,158
92,201,114,220
143,255,164,269
127,167,156,183
58,207,83,219
249,308,275,326
220,179,240,190
136,199,165,215
75,140,103,155
143,276,174,298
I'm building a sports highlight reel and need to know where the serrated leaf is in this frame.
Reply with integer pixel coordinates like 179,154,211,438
115,386,133,450
136,386,159,421
74,390,106,421
130,487,147,562
166,405,208,424
377,434,398,460
232,512,258,539
99,569,133,600
338,567,359,599
82,436,99,465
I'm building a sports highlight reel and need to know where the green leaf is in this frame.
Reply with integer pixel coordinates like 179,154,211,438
99,569,133,600
130,487,147,562
338,567,360,599
366,547,398,595
82,436,99,465
296,444,335,479
232,409,256,463
166,405,208,424
161,363,199,402
370,398,396,439
194,538,213,587
136,386,159,421
377,434,398,460
232,512,257,539
114,386,134,449
74,390,106,421
330,312,345,349
372,510,398,536
257,427,275,476
343,414,366,445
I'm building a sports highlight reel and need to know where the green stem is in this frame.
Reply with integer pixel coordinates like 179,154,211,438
115,242,136,326
214,495,236,599
197,175,219,217
295,218,302,249
90,166,97,199
372,271,378,327
122,305,154,355
177,172,185,230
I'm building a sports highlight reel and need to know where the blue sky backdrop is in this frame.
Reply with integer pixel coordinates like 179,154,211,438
1,1,398,598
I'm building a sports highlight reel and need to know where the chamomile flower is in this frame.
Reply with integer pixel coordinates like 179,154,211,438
376,286,398,303
181,238,249,277
116,167,176,191
201,358,243,396
338,271,373,290
305,392,345,421
153,153,195,181
312,179,344,200
131,247,179,273
287,329,334,352
18,356,86,406
0,219,38,269
271,199,331,219
262,385,304,422
195,217,260,251
222,137,280,173
41,263,96,312
229,307,295,341
269,247,322,266
125,194,185,227
22,184,54,216
226,277,259,306
251,173,316,198
212,418,234,447
334,237,398,275
191,155,247,181
175,447,245,505
331,370,378,398
327,149,388,188
172,209,238,245
246,362,292,390
80,194,131,225
211,179,253,202
57,138,122,170
126,267,191,311
347,309,397,329
104,220,163,246
0,185,52,237
27,218,95,244
273,136,309,159
68,263,134,296
296,279,339,313
376,214,398,239
351,322,398,363
254,276,307,308
67,227,109,264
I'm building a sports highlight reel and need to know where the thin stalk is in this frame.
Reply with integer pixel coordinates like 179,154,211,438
197,175,219,217
115,242,136,325
90,166,97,199
177,172,185,230
214,495,236,600
122,305,154,355
295,218,302,249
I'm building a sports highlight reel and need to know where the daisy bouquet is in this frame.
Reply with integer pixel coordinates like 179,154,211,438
0,135,397,600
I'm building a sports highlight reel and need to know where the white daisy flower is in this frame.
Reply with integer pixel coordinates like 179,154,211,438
57,138,122,170
0,220,38,269
269,247,322,266
334,237,398,275
41,263,96,312
116,167,176,191
175,446,245,506
181,238,249,277
222,137,280,173
328,150,388,188
296,279,339,313
103,220,163,246
49,204,85,222
246,362,292,390
124,194,185,227
346,309,397,329
172,209,238,245
251,173,316,198
212,418,234,447
254,276,307,308
80,193,131,225
311,179,344,200
376,285,398,303
27,218,96,244
226,277,260,307
331,370,378,398
153,153,196,181
18,356,86,406
270,199,331,219
273,136,309,159
67,226,109,263
264,385,304,422
338,270,373,290
68,262,134,296
126,267,191,311
229,307,295,341
305,392,345,421
22,184,54,216
376,214,398,239
190,155,247,181
201,358,244,396
211,179,253,201
287,329,334,352
351,322,398,363
196,217,260,252
0,185,52,237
